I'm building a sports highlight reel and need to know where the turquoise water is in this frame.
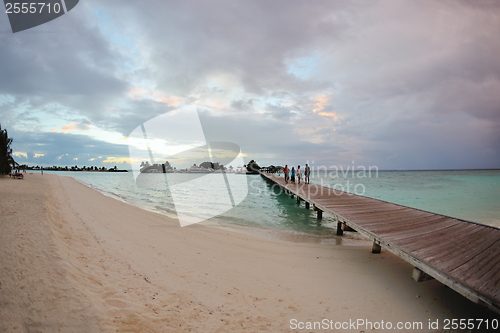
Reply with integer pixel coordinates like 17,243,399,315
315,170,500,228
45,170,500,235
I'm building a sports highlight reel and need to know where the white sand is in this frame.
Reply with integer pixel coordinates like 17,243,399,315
0,173,494,332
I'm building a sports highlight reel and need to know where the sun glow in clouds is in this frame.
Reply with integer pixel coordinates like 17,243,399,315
312,94,330,113
102,156,132,164
127,85,182,107
13,152,27,158
128,105,207,174
318,112,339,120
61,122,77,132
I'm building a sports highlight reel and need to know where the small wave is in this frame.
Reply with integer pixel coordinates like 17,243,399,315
154,205,176,214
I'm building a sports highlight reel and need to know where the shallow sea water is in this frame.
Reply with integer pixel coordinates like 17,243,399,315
45,169,500,240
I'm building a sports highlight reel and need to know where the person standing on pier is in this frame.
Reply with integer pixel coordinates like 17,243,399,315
305,164,310,184
291,167,296,183
283,165,290,183
297,165,302,184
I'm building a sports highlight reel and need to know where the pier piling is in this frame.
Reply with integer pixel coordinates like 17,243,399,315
372,242,381,254
337,222,344,236
412,267,434,282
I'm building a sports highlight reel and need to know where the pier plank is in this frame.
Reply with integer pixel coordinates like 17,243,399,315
380,217,458,242
420,227,489,266
449,243,500,284
409,224,483,256
452,242,500,282
470,260,500,293
351,210,433,224
464,250,500,286
340,206,410,216
428,229,498,271
362,215,448,233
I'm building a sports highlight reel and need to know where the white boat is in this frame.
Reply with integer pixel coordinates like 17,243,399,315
188,166,213,173
234,166,248,174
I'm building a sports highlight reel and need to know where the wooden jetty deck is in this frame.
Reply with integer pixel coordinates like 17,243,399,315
260,172,500,313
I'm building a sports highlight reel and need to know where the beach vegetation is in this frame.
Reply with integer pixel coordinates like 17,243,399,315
164,161,173,171
0,125,16,174
199,161,224,170
246,160,261,172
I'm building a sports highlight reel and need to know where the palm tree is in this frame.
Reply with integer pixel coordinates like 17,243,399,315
0,125,15,174
246,160,261,172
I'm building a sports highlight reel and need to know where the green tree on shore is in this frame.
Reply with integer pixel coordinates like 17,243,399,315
246,160,261,172
0,125,15,174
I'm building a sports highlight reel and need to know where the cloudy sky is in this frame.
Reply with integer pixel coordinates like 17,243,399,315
1,0,499,170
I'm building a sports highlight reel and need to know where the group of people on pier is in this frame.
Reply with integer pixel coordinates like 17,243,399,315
282,164,310,184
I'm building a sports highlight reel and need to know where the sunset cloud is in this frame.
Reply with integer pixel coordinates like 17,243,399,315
61,123,77,132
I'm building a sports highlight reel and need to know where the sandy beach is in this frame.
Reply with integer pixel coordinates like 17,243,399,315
0,173,495,332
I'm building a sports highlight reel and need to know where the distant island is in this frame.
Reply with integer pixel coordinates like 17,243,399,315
140,160,235,174
140,159,263,174
139,160,226,173
14,159,268,174
18,165,128,172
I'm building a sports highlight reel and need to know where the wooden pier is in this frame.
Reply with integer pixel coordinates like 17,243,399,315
260,172,500,313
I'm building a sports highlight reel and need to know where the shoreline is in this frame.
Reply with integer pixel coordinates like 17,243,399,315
42,169,500,230
55,171,345,241
1,173,497,331
66,170,368,248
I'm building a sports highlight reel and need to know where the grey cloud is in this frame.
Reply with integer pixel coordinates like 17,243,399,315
98,99,178,137
10,129,129,166
199,111,345,166
93,0,351,95
264,103,296,121
230,99,255,112
0,5,129,122
323,1,500,124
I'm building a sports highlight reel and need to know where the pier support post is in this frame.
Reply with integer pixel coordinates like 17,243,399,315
412,267,434,282
336,222,344,236
372,241,381,254
297,197,301,204
305,202,310,209
313,205,322,219
291,194,294,199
